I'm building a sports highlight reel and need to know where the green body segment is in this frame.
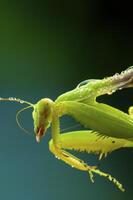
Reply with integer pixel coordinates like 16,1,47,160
55,80,100,103
56,67,133,103
56,101,133,140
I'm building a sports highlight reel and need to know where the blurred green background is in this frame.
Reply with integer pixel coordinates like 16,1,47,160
0,0,133,199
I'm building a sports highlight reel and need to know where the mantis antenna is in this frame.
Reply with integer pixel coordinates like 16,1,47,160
0,97,34,107
0,97,34,134
16,106,33,135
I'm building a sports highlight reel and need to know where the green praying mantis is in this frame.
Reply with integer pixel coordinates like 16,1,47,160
1,66,133,192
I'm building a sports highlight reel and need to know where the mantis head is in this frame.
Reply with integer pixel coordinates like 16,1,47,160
0,97,54,143
32,98,54,142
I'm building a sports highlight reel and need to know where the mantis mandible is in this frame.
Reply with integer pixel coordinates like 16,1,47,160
1,67,133,192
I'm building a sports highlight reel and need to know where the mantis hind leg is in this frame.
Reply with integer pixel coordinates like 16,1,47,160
49,131,125,192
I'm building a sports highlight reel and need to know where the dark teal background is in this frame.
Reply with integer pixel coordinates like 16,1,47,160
0,1,133,199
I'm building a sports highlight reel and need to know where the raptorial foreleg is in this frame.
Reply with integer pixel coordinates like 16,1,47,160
49,137,125,192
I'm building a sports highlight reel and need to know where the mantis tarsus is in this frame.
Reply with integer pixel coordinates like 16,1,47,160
1,67,133,192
